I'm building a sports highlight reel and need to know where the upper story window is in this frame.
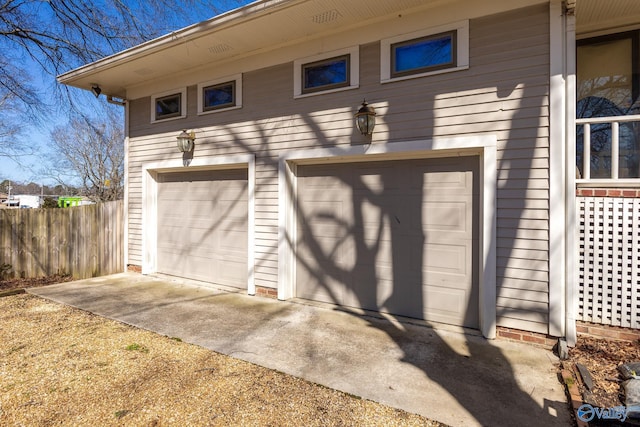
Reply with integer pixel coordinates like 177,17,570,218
391,31,456,78
302,55,349,93
576,31,640,180
381,21,469,83
151,88,186,123
198,74,242,114
294,46,359,98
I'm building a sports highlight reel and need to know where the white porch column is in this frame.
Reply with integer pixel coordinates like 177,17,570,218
549,0,577,344
564,2,577,347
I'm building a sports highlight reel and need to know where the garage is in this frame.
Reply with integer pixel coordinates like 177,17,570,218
156,168,248,289
295,156,479,329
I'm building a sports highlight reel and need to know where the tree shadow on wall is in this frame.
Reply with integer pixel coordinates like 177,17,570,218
286,87,569,425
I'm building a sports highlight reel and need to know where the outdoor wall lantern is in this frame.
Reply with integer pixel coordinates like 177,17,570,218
176,130,196,152
355,100,376,136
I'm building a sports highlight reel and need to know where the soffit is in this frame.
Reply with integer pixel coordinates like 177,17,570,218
57,0,441,98
577,0,640,36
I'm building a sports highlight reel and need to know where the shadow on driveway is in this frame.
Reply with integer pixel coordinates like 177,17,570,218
28,273,572,427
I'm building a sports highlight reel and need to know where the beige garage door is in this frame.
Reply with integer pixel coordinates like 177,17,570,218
157,169,248,289
296,157,479,329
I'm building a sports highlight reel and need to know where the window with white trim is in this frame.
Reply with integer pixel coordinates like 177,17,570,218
151,88,187,123
294,46,359,98
381,21,469,83
577,31,640,181
197,74,242,114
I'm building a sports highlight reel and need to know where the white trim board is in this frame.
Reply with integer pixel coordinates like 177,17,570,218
277,135,497,339
141,153,256,295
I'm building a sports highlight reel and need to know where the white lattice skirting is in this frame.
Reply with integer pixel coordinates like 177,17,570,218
578,197,640,328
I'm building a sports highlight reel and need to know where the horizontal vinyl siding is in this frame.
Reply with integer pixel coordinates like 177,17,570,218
474,6,550,334
126,3,550,333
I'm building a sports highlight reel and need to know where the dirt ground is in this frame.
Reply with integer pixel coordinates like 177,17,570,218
0,274,74,291
567,335,640,410
0,283,443,426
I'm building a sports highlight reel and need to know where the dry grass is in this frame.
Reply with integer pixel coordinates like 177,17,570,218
0,294,443,426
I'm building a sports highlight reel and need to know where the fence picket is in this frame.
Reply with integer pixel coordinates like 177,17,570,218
0,200,124,280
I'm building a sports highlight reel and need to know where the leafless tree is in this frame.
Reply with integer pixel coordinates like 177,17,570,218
0,93,21,154
48,112,124,202
0,0,248,156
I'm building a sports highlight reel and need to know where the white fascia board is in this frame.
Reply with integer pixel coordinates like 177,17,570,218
57,0,302,84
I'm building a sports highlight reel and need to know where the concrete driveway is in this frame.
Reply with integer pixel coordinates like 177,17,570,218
28,273,571,427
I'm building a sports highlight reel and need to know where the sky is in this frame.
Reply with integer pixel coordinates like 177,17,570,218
0,0,253,186
0,117,57,185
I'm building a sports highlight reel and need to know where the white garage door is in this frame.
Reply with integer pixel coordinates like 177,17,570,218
296,157,479,329
157,169,248,289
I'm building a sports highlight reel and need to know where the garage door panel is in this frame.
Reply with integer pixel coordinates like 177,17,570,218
423,285,470,326
299,200,347,236
298,167,345,185
381,276,426,320
296,157,479,329
422,170,469,190
422,243,468,276
423,201,469,233
189,199,216,212
156,169,248,289
219,231,247,253
296,267,344,304
189,253,216,269
345,268,385,311
218,258,247,285
297,236,351,268
352,165,399,190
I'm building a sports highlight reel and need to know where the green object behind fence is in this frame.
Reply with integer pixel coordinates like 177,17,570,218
58,197,83,208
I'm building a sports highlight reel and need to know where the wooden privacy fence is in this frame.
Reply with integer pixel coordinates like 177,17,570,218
0,200,124,279
578,197,640,329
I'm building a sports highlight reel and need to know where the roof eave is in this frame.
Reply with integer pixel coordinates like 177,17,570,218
56,0,299,91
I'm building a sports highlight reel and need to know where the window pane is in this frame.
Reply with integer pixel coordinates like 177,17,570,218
203,82,235,111
577,34,640,179
392,32,454,77
303,55,349,93
156,94,181,120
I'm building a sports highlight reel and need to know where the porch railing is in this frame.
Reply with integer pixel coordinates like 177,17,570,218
576,114,640,180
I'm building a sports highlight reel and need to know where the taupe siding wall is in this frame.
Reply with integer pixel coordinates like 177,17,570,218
128,4,550,333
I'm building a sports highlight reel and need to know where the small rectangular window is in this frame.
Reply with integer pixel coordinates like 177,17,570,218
380,21,468,83
302,55,350,94
197,75,242,115
203,81,235,111
391,31,456,78
155,93,182,120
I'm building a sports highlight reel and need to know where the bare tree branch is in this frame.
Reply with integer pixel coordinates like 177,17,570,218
46,110,125,202
0,0,249,158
